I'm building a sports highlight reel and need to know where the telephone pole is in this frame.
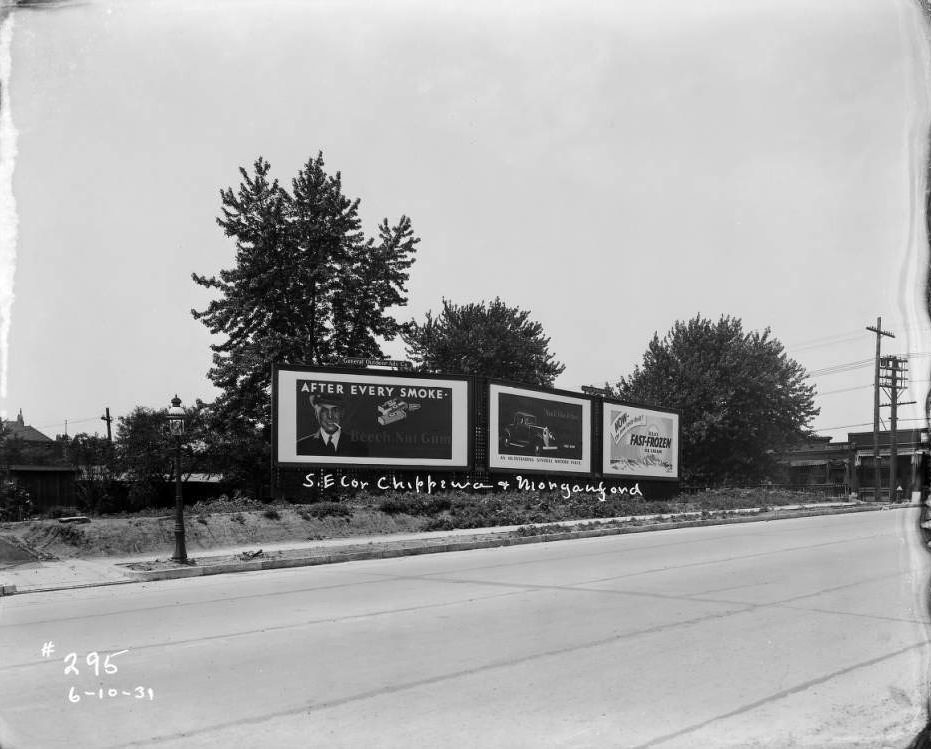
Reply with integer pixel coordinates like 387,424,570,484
880,355,915,502
866,318,894,499
100,407,112,442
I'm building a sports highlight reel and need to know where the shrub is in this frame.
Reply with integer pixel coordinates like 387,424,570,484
422,516,455,532
378,496,419,515
56,524,85,546
0,482,33,522
378,495,451,516
302,502,352,519
75,479,127,516
231,513,246,524
191,492,263,515
263,508,281,521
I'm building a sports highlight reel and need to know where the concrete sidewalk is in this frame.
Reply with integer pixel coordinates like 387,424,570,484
0,501,905,595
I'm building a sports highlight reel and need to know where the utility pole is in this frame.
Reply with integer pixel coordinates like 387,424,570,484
880,355,915,502
866,318,894,499
100,407,112,442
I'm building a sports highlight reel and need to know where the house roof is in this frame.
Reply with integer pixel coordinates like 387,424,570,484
9,464,80,473
3,411,53,443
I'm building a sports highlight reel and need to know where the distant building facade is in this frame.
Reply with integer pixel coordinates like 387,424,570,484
776,428,929,501
1,411,78,510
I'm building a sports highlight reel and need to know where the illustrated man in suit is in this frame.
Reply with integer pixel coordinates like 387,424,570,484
296,392,368,456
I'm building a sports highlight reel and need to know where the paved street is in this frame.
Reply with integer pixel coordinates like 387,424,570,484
1,509,929,748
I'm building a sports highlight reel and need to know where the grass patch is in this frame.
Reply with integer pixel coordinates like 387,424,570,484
514,524,572,537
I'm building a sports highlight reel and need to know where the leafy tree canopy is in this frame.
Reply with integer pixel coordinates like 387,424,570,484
113,403,211,506
192,153,420,427
402,297,566,387
612,315,818,485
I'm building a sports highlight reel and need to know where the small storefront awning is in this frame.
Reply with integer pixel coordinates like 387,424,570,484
855,449,929,466
856,449,928,458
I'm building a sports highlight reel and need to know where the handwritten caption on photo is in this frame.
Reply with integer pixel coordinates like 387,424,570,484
302,473,643,501
40,642,155,704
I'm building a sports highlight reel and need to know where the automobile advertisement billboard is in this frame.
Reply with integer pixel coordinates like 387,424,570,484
601,402,679,480
488,382,592,474
274,366,471,469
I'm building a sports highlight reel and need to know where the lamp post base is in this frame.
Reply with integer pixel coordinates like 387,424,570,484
171,528,188,564
172,439,188,563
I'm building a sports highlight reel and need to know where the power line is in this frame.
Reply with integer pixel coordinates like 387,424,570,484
815,379,930,396
807,352,931,378
816,416,927,432
790,331,868,351
35,417,101,431
789,325,931,353
817,385,872,396
808,359,874,377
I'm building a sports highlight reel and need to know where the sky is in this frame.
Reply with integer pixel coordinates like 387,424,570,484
1,0,930,443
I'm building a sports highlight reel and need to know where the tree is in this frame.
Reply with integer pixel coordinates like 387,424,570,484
0,422,32,521
67,433,122,514
612,315,818,485
402,297,566,387
190,154,418,493
114,403,211,508
191,153,419,429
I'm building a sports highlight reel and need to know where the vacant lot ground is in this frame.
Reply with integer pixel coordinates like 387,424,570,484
0,488,865,562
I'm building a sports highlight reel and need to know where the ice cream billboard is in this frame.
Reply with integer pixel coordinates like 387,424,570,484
602,403,679,480
488,382,592,474
274,366,471,469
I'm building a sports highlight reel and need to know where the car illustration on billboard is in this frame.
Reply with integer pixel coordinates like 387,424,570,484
501,411,572,455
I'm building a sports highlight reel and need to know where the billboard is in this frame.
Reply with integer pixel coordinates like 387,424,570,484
274,366,471,469
488,382,592,474
601,402,679,480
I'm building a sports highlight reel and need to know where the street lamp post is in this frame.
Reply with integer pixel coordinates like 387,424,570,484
167,395,187,563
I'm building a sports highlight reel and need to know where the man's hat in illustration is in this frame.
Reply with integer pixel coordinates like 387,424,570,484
311,392,345,409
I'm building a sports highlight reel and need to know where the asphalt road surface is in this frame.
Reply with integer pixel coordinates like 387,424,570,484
1,509,930,748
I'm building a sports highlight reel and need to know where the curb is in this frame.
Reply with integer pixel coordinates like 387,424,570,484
4,502,909,594
117,501,899,585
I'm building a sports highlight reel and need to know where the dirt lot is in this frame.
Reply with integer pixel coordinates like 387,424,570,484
0,507,425,562
0,488,862,563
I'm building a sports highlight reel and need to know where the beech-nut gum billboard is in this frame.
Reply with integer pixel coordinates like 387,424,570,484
275,367,471,469
602,402,679,480
488,382,592,474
